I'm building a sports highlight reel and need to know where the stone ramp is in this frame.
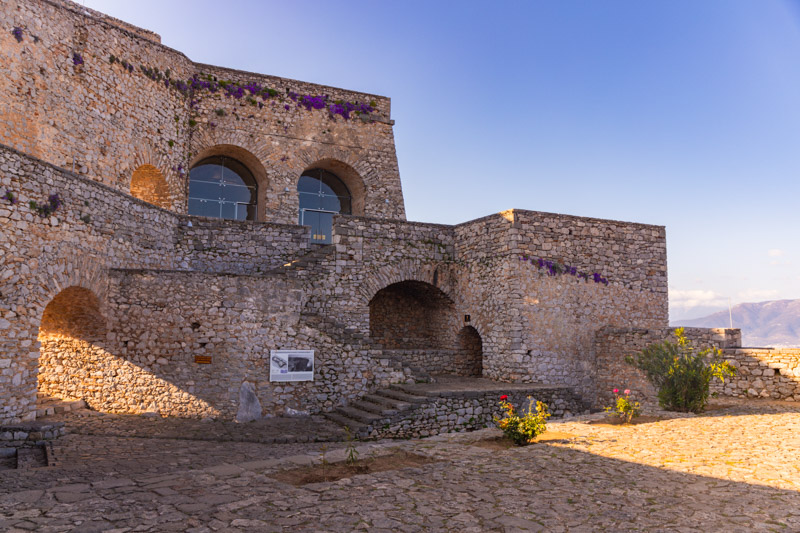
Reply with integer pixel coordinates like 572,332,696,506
325,376,589,439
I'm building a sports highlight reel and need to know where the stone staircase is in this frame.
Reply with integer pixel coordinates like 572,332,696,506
324,384,430,438
324,377,590,440
268,244,335,278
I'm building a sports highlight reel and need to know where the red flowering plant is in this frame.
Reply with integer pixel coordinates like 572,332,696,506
605,388,641,424
494,395,550,446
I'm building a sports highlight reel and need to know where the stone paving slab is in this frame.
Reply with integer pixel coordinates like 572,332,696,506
0,399,799,531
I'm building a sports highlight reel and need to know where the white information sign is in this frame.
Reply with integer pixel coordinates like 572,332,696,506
269,350,314,382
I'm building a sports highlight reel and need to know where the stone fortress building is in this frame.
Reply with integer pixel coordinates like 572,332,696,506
5,0,793,436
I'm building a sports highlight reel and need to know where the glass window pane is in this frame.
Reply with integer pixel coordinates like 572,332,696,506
320,194,342,213
220,201,237,220
297,175,320,193
189,198,220,218
190,164,223,184
299,191,322,210
189,180,222,201
221,166,247,186
222,183,255,203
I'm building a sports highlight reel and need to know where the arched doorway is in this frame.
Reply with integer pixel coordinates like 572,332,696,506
130,164,170,209
38,286,106,406
456,326,483,377
369,281,465,376
298,168,352,243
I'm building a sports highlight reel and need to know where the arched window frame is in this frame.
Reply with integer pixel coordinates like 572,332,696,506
298,168,353,243
188,156,258,221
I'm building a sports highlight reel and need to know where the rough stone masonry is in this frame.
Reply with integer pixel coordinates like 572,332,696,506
6,0,766,428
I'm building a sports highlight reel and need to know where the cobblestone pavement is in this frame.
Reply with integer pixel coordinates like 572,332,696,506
1,399,799,532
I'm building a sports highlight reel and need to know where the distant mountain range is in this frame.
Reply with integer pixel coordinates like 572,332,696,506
672,299,800,348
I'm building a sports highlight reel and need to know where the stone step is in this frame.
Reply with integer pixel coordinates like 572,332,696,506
36,399,86,419
334,406,385,425
375,388,428,404
350,399,399,417
361,394,412,411
323,412,367,435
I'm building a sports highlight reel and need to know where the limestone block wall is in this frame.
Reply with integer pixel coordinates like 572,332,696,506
594,326,742,407
1,0,406,222
95,270,411,418
713,348,800,401
451,210,668,403
173,217,310,274
0,145,181,422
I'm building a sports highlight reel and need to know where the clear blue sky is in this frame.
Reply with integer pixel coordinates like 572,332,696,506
82,0,800,321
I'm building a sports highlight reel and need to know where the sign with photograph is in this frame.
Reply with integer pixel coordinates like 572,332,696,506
269,350,314,382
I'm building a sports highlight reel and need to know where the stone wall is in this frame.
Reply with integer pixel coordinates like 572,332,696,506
173,216,310,274
713,348,800,401
1,0,405,222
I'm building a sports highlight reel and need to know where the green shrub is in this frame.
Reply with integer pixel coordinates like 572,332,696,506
627,327,736,413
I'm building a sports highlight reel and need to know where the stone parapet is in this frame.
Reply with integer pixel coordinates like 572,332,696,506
715,348,800,401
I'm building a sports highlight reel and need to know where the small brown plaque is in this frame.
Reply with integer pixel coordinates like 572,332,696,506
194,355,212,364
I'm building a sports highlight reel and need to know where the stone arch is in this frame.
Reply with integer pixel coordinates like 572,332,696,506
37,286,107,404
189,143,269,221
299,158,367,216
37,251,109,314
130,164,170,209
359,260,456,306
455,325,483,377
368,280,457,351
129,142,176,210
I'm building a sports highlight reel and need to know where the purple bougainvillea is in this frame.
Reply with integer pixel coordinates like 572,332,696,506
29,193,62,218
2,190,19,205
519,255,609,286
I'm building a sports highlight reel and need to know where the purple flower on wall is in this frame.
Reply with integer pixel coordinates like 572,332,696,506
29,193,62,218
2,190,19,205
72,53,84,66
12,27,23,43
521,255,610,286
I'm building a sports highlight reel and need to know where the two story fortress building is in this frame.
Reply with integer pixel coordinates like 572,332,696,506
0,0,671,430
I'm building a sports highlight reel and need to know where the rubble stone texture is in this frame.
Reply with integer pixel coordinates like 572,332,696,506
8,0,793,429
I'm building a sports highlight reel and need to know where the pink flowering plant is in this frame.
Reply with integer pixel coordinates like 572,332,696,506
494,395,550,446
605,388,641,424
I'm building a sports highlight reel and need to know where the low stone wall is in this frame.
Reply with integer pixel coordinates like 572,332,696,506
715,348,800,401
383,349,481,378
174,216,311,274
0,421,65,447
370,387,587,440
594,326,742,407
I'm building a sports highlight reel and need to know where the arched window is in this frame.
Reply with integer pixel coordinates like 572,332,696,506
188,156,257,221
298,169,352,243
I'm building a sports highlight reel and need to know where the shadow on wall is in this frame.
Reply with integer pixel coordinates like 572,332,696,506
369,280,456,350
368,280,483,377
456,325,482,377
37,286,218,418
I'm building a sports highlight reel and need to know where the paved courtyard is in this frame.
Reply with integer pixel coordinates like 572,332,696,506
1,398,799,532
